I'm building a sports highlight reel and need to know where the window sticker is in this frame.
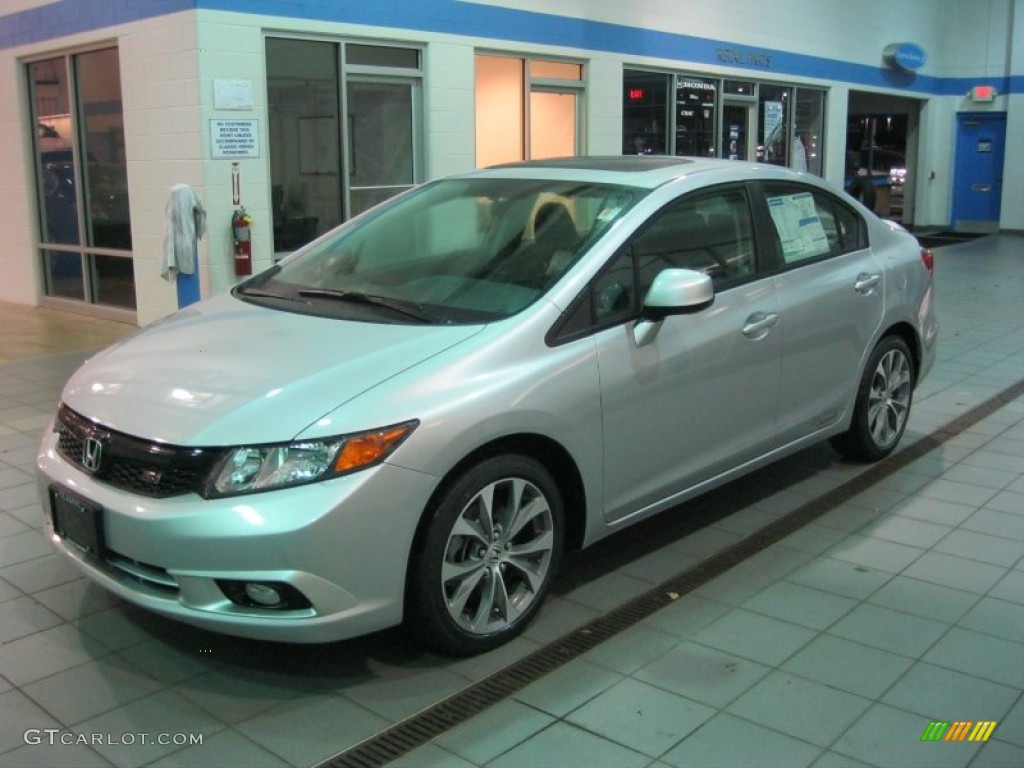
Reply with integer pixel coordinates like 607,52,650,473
767,192,830,262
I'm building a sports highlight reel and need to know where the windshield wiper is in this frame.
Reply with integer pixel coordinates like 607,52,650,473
296,288,437,323
235,286,303,302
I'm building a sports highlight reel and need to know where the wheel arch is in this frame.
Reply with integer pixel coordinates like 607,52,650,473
408,433,588,567
880,321,922,384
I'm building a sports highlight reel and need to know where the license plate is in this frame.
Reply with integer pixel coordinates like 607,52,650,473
50,486,105,557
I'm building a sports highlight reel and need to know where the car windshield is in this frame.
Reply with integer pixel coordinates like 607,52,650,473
236,177,645,324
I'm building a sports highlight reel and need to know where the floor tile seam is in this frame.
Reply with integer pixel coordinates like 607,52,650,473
0,636,124,695
665,712,833,768
718,674,877,758
732,584,864,635
558,693,711,764
817,618,952,667
823,634,1010,729
914,632,1024,690
929,468,1022,493
852,668,1024,728
922,539,1022,571
595,697,812,768
19,665,176,733
820,699,979,768
862,578,984,624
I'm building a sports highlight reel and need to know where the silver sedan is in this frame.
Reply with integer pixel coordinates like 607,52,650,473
37,157,937,654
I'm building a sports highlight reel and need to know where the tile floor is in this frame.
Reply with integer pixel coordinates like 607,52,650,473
0,235,1022,768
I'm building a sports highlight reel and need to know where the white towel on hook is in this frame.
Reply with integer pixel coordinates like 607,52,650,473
161,184,207,279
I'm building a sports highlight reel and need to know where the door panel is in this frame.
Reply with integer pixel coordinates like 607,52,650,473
952,113,1006,230
761,184,883,444
772,249,884,444
598,278,781,522
722,102,753,160
348,80,417,216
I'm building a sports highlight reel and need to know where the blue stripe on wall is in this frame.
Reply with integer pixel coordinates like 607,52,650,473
1,0,1019,97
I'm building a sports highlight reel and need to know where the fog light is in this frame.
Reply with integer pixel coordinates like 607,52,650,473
216,579,313,611
245,583,282,606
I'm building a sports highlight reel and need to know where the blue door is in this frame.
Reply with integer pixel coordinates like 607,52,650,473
952,112,1006,230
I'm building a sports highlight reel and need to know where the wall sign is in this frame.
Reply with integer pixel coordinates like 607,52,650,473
211,119,260,159
883,43,927,72
214,79,254,110
717,47,772,69
970,85,997,103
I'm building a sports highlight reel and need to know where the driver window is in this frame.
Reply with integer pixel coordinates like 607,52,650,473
634,187,756,293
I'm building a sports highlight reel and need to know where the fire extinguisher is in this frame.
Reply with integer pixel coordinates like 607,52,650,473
232,207,253,276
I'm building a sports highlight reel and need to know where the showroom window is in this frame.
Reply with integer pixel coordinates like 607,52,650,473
623,69,824,176
758,86,824,175
623,71,717,157
475,54,585,167
266,38,423,254
27,47,135,312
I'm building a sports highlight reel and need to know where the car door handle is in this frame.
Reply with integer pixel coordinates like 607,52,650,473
742,311,779,339
854,273,882,294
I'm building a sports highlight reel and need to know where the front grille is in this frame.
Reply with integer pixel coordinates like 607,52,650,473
55,404,218,498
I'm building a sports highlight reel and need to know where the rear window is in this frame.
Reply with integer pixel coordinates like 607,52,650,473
764,184,867,265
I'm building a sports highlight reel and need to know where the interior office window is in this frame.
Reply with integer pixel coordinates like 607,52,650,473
475,55,524,167
475,54,584,167
28,48,135,311
266,38,422,253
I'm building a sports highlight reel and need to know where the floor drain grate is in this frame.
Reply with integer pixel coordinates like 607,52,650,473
321,376,1024,768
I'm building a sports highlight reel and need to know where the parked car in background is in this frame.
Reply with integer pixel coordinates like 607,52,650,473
37,157,937,654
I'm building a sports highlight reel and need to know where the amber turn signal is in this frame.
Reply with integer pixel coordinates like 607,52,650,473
334,423,416,473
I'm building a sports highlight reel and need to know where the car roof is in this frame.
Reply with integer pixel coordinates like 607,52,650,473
466,155,803,190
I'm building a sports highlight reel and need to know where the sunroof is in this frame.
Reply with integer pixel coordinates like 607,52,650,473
493,156,693,173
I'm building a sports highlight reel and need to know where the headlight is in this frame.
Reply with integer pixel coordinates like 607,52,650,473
206,421,417,497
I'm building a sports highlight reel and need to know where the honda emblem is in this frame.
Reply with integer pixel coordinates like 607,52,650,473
81,437,104,472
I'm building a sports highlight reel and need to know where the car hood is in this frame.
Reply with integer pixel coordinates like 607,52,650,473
61,293,484,445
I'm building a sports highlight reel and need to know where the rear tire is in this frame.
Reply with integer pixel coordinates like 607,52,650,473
405,455,564,655
831,335,915,462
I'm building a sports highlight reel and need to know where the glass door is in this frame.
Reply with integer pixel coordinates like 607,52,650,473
346,79,417,216
528,89,578,160
722,101,755,161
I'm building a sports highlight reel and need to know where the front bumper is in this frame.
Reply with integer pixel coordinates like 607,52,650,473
36,427,438,643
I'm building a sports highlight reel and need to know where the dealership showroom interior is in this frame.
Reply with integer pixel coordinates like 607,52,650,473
2,0,1024,766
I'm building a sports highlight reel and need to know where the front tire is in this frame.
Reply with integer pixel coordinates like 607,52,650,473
406,455,564,655
831,335,915,461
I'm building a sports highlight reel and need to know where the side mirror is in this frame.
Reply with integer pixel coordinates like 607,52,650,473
642,268,714,320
